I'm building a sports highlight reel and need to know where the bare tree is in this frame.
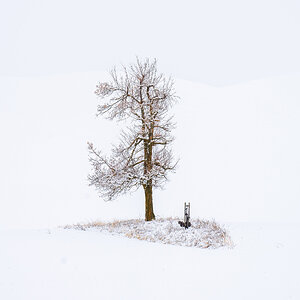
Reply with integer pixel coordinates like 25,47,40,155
88,58,178,221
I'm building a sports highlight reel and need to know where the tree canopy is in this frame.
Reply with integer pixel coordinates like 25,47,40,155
88,58,178,220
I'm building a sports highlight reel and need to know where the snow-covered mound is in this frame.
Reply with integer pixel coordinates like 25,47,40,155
64,218,233,249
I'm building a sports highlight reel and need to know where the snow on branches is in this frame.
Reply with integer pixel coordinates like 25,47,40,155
88,58,178,219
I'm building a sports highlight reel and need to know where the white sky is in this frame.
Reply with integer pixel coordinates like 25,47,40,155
1,0,300,85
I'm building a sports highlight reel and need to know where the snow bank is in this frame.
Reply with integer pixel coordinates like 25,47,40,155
1,223,299,300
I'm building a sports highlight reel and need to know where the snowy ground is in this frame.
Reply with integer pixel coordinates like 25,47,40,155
1,223,299,300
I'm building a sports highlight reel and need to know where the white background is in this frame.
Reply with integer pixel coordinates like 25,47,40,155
1,0,300,229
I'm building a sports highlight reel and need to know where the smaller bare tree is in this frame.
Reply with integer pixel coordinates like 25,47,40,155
88,58,178,221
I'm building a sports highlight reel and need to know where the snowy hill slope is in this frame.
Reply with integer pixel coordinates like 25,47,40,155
0,73,300,229
171,76,300,223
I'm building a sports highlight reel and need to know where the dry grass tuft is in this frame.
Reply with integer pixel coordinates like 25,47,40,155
64,217,233,249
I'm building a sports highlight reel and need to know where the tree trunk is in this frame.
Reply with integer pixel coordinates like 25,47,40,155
144,183,155,221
